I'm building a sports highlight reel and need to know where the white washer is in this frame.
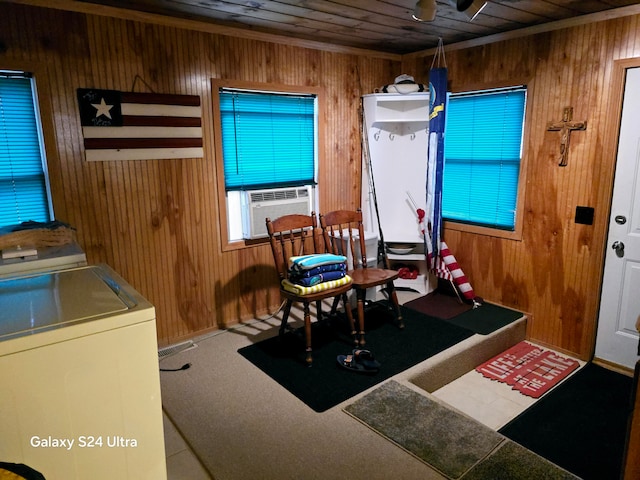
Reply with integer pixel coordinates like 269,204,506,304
0,264,166,480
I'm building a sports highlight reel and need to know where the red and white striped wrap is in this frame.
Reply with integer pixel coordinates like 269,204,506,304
428,241,476,301
416,207,478,304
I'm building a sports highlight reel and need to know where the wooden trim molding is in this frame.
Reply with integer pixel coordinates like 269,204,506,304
593,56,640,480
592,56,640,318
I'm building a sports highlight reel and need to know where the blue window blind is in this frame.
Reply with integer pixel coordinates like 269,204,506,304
0,73,51,228
443,87,526,230
219,89,316,191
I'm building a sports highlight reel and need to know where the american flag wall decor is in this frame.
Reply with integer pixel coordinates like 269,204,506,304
77,88,203,161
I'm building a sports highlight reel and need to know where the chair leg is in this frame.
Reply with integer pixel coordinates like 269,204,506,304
356,289,367,346
303,302,313,366
280,299,294,336
330,295,341,316
341,293,358,346
387,282,404,329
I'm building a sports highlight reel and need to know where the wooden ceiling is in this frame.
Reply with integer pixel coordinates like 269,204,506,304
72,0,640,54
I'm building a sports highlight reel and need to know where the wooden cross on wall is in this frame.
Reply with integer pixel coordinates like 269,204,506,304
546,106,587,167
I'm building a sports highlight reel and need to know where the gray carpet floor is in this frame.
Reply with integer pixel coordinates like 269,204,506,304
160,311,451,480
159,295,576,480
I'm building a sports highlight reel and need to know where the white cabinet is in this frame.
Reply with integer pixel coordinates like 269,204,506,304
361,93,435,294
386,245,433,294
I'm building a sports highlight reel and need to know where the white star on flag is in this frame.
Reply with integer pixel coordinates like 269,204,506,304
91,98,113,119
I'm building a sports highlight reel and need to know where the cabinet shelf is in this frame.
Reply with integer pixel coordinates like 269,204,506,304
387,252,425,261
387,245,430,295
372,119,429,124
394,274,428,293
364,93,429,124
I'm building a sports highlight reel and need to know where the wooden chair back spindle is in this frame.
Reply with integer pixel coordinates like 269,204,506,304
320,210,368,270
266,212,319,282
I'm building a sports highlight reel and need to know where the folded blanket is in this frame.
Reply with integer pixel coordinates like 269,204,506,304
290,262,346,279
281,275,352,296
290,270,346,287
288,254,347,273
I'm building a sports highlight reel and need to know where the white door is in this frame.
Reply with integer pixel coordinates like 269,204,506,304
595,66,640,370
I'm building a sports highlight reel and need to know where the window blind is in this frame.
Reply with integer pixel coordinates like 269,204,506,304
0,74,51,228
443,87,526,230
219,89,316,191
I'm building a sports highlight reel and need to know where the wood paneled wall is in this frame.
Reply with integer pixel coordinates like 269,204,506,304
3,2,640,359
402,15,640,359
0,3,399,345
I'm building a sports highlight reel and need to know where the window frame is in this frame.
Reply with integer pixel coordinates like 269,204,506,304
211,79,324,251
443,80,532,241
0,63,59,230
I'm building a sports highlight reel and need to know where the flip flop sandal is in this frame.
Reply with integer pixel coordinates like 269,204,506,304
337,354,378,374
352,349,381,372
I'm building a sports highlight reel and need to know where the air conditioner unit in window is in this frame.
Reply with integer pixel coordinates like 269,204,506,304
241,186,313,239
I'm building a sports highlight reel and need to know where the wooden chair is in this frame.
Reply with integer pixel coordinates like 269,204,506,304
319,208,404,346
265,212,357,365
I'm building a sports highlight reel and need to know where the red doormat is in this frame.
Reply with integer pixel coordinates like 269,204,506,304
475,341,580,398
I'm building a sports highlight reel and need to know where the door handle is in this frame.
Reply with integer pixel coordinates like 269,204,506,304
612,241,625,257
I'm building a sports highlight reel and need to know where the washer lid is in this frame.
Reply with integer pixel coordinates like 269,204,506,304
0,266,133,340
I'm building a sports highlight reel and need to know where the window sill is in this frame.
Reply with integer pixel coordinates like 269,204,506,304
222,237,270,252
443,220,523,241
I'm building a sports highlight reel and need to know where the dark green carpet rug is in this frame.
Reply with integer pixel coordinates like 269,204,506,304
447,302,524,335
405,295,524,335
499,363,634,480
344,380,579,480
238,302,474,412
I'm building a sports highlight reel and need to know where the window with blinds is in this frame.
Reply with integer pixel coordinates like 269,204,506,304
0,72,52,228
443,86,526,230
219,89,316,191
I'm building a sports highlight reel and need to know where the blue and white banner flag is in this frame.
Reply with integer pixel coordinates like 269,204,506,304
425,67,447,266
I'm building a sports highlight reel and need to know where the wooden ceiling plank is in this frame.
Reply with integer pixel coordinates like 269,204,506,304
167,0,487,38
87,0,486,52
9,0,640,54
